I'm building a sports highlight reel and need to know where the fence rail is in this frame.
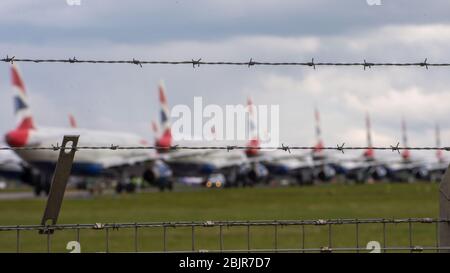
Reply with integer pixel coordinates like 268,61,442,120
1,218,448,253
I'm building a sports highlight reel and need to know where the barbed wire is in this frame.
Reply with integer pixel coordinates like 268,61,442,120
0,143,448,153
1,56,448,69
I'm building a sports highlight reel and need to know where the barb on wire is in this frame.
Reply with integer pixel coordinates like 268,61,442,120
390,142,400,154
337,143,345,154
132,58,142,68
308,58,315,69
281,143,291,153
110,144,119,150
192,58,201,68
2,56,449,69
51,143,60,151
421,58,428,69
5,55,15,64
248,58,255,67
68,57,77,63
363,59,372,70
226,145,236,152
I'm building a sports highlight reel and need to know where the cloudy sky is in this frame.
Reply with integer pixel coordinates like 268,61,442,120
1,0,450,159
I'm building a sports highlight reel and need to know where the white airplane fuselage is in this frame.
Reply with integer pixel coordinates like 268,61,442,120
0,148,24,179
6,126,154,176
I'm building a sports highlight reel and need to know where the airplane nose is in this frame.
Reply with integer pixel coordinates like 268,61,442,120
5,130,28,147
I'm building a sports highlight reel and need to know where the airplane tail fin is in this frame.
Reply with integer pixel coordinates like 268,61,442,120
401,117,411,160
11,64,35,130
313,106,324,154
363,112,374,159
210,125,217,141
246,97,260,157
155,81,172,152
69,114,77,128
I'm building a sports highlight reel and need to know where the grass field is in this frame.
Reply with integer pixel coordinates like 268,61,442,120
0,182,440,252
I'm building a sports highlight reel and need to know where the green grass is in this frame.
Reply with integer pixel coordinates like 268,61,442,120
0,183,440,252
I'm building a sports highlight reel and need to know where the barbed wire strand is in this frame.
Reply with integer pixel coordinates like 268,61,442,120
0,144,449,153
1,56,449,69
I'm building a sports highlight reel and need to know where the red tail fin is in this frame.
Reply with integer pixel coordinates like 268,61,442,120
69,114,77,128
155,81,172,152
16,117,35,131
246,97,260,157
246,139,260,157
313,106,324,154
401,118,410,160
156,128,172,153
11,65,35,130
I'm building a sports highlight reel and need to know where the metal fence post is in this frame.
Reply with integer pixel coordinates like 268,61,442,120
219,225,223,252
439,164,450,252
40,135,79,232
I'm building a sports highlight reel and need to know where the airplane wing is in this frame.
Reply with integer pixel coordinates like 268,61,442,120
97,153,161,169
246,150,311,164
162,149,249,170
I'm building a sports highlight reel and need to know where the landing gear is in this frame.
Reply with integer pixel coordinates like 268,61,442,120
247,168,259,186
115,181,137,193
141,162,174,192
354,170,368,184
245,163,269,187
315,165,336,182
21,167,50,196
33,175,51,196
296,169,314,186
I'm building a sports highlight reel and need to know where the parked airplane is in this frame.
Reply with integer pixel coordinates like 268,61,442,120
384,118,429,182
0,114,84,189
337,113,388,183
426,124,448,181
0,146,26,182
245,98,315,185
152,82,267,187
5,65,172,195
309,107,340,181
